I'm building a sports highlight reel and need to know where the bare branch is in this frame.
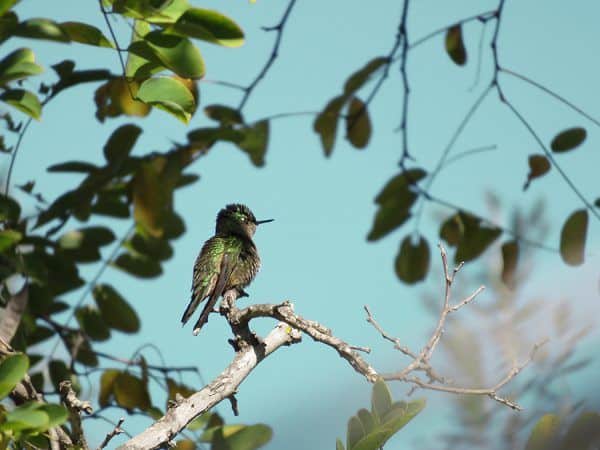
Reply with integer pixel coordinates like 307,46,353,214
97,417,125,450
117,324,301,450
0,284,28,342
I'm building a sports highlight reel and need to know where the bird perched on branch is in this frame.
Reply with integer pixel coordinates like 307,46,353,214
181,204,273,335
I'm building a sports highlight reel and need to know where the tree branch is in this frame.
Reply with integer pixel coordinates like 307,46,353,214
117,324,301,450
60,380,93,449
0,284,28,342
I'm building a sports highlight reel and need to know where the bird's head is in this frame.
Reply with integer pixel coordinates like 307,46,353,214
215,204,273,239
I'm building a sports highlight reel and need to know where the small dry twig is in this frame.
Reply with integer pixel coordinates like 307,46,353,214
97,417,125,450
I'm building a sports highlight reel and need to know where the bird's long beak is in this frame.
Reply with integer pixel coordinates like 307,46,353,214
256,219,274,225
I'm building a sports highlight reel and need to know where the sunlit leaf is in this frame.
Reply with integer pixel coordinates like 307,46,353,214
0,354,28,399
3,404,49,431
37,404,68,429
395,235,430,284
523,154,551,190
0,88,41,119
171,7,244,47
60,21,114,47
0,0,18,16
99,369,119,407
559,209,588,266
95,78,151,122
525,414,560,450
346,97,371,149
550,127,586,153
15,18,69,42
0,47,43,85
445,25,466,66
93,284,141,332
0,229,21,252
137,76,196,123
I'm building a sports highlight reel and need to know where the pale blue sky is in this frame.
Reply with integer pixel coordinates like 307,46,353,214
4,1,600,448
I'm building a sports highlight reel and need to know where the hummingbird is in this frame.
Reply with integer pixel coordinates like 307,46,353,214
181,204,273,335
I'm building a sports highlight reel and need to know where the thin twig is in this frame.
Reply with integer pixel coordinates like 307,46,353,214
238,0,297,110
97,417,125,450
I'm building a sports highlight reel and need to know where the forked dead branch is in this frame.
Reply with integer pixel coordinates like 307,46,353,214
118,244,543,449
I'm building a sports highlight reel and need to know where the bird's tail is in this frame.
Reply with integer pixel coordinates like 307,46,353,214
181,295,201,326
192,294,219,335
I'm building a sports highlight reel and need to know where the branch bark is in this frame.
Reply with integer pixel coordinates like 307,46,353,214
117,323,301,450
0,284,28,342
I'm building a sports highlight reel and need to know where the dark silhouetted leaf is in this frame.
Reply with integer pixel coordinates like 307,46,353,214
395,235,430,284
524,154,550,190
137,76,196,123
204,104,243,125
375,169,427,205
550,127,586,153
344,57,388,95
559,412,600,450
92,194,130,218
47,161,98,173
128,233,173,261
104,123,142,166
560,209,588,266
501,240,519,288
0,193,20,222
236,120,269,167
314,96,345,156
113,253,162,278
163,211,186,239
346,97,371,149
445,25,466,66
453,212,501,262
76,305,111,341
49,360,78,393
93,284,141,333
0,353,28,399
114,372,151,410
171,7,244,47
439,214,462,246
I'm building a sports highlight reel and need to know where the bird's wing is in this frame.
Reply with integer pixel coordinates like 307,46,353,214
192,245,239,334
181,237,224,326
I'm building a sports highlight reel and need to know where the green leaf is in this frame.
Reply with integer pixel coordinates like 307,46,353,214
0,11,18,45
0,194,20,222
375,169,427,205
0,354,28,399
395,235,430,284
453,212,502,263
125,20,160,80
37,404,68,428
99,369,120,407
0,47,43,85
128,31,205,78
560,411,600,450
128,233,173,261
76,305,111,341
59,226,115,249
344,57,388,95
137,76,196,123
236,120,269,167
356,408,377,434
0,229,21,252
209,424,272,450
559,209,588,266
371,379,392,420
47,161,98,173
347,416,365,450
346,97,371,149
0,0,18,16
172,7,244,47
60,21,114,47
314,96,345,156
367,208,411,242
336,438,345,450
104,123,142,165
173,440,196,450
15,18,69,42
550,127,586,153
114,372,151,410
3,404,49,432
204,104,243,125
445,25,466,66
0,88,41,119
112,252,162,278
113,0,188,23
524,154,551,190
501,240,519,288
525,414,560,450
95,78,151,121
93,284,141,333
